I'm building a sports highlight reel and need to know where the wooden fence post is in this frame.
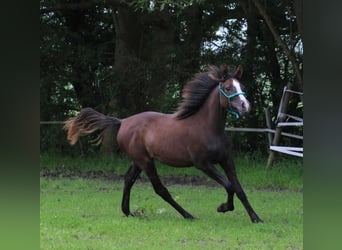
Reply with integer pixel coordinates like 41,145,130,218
264,107,273,147
267,82,292,169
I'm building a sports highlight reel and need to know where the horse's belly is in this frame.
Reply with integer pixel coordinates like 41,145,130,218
156,154,193,167
147,144,193,167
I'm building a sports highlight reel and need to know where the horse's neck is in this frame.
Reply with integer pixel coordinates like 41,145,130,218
193,86,227,133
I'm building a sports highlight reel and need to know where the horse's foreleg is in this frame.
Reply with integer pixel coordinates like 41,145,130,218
121,163,142,217
144,161,194,219
195,163,235,212
221,158,264,223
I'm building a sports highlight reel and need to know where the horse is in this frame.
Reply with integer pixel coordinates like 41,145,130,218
64,65,263,223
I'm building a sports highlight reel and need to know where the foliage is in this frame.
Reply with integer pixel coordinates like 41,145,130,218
130,0,206,12
40,0,303,155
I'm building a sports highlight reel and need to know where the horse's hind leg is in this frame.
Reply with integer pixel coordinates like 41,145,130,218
143,161,194,219
121,163,142,216
195,163,235,212
220,158,264,223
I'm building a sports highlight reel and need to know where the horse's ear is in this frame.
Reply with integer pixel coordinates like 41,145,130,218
234,65,243,79
220,65,229,79
208,65,223,81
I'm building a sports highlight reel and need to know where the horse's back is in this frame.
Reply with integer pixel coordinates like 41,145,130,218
116,111,169,154
117,111,193,166
119,111,171,134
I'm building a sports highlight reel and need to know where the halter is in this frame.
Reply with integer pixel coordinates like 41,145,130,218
218,82,246,119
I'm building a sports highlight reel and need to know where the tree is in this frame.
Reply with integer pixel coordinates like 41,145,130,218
253,0,303,93
40,0,303,155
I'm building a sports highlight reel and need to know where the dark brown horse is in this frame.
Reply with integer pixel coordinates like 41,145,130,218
64,65,263,223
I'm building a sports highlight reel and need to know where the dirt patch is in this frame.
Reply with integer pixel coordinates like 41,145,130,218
40,169,302,192
40,169,219,187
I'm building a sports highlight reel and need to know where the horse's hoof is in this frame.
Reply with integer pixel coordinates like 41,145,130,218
217,203,234,213
122,211,130,217
183,213,195,220
252,217,264,223
123,212,132,217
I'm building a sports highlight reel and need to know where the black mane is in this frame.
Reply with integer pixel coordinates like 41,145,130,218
175,65,231,119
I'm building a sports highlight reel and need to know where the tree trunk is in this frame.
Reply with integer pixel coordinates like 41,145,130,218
177,4,204,86
111,4,146,116
261,17,285,115
61,6,101,109
239,0,261,150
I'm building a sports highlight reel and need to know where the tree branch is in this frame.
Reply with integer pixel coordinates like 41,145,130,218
253,0,303,92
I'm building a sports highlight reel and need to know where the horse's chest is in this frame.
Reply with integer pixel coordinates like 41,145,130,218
204,138,224,155
187,136,224,160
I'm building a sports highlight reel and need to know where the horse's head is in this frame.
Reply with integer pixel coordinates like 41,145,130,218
218,65,250,118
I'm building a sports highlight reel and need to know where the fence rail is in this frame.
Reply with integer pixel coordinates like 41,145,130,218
40,122,302,140
270,146,303,157
225,127,303,140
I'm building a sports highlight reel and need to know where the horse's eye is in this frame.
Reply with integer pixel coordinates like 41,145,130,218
225,87,231,92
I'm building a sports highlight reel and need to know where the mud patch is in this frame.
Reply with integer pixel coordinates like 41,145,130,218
40,169,302,192
40,169,219,187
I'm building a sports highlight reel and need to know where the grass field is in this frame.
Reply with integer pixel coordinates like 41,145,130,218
40,154,303,249
40,153,303,190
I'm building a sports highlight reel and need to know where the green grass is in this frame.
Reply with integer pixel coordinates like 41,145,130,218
40,153,303,190
40,153,302,249
40,178,302,249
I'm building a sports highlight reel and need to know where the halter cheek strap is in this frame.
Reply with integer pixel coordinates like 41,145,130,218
218,82,246,119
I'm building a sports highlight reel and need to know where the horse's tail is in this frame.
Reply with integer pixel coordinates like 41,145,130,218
63,107,121,146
